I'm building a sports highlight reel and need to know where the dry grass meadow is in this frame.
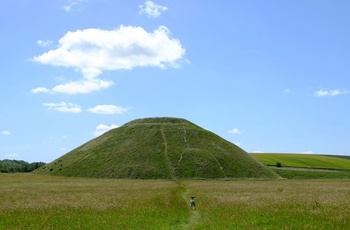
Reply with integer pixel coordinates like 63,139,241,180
1,173,349,229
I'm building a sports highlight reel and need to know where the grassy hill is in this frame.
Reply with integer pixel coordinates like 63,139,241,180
250,153,350,170
35,117,279,179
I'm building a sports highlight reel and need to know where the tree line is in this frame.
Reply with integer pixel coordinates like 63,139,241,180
0,159,46,173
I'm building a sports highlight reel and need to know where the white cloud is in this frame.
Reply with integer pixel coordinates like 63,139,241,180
51,78,114,94
228,128,242,135
62,135,68,139
284,88,291,93
5,153,19,158
31,87,50,94
32,26,185,94
315,89,348,97
63,0,87,12
43,102,82,113
87,105,128,114
139,1,168,18
234,142,242,146
37,40,53,47
60,148,68,151
63,5,72,12
300,151,314,154
94,124,118,136
1,131,11,135
32,26,184,74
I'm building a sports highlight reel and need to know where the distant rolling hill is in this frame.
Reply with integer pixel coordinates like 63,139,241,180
35,117,279,179
250,153,350,170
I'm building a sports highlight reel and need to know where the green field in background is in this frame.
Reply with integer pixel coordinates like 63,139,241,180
250,153,350,170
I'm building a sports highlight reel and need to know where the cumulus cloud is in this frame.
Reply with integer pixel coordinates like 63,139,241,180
37,40,53,47
139,1,168,18
94,124,118,136
32,26,184,73
228,128,242,135
43,102,82,113
32,26,185,94
50,78,114,94
31,87,50,94
63,0,87,12
315,89,348,97
63,5,72,12
87,105,128,114
1,131,11,135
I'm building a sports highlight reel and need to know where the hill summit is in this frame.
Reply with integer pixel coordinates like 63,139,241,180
35,117,279,179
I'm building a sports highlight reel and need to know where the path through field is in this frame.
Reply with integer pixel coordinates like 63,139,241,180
179,181,201,229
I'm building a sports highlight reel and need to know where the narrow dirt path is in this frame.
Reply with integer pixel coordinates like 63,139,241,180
179,119,189,148
177,119,189,165
178,182,201,229
209,153,227,178
160,126,176,180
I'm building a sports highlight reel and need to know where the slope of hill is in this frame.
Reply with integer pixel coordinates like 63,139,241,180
250,153,350,170
35,117,279,179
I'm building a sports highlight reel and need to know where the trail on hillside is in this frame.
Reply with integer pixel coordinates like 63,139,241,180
209,152,227,178
178,119,190,165
178,182,201,229
160,126,176,180
179,119,189,148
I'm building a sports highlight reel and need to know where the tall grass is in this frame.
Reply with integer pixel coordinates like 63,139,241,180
1,174,349,229
0,174,189,229
272,168,350,179
185,180,350,229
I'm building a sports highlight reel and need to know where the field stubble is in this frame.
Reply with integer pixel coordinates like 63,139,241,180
186,179,350,229
0,174,349,229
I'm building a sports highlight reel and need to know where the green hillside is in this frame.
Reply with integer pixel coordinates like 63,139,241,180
250,153,350,170
35,117,278,179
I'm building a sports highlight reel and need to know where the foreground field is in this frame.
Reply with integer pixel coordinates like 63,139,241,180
0,174,349,229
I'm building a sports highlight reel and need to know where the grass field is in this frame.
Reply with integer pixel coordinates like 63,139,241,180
271,167,350,179
250,153,350,170
1,174,350,229
250,153,350,179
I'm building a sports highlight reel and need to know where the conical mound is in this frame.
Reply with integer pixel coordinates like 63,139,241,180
35,117,279,179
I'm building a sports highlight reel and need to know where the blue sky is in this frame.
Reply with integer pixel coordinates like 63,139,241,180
1,0,350,162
